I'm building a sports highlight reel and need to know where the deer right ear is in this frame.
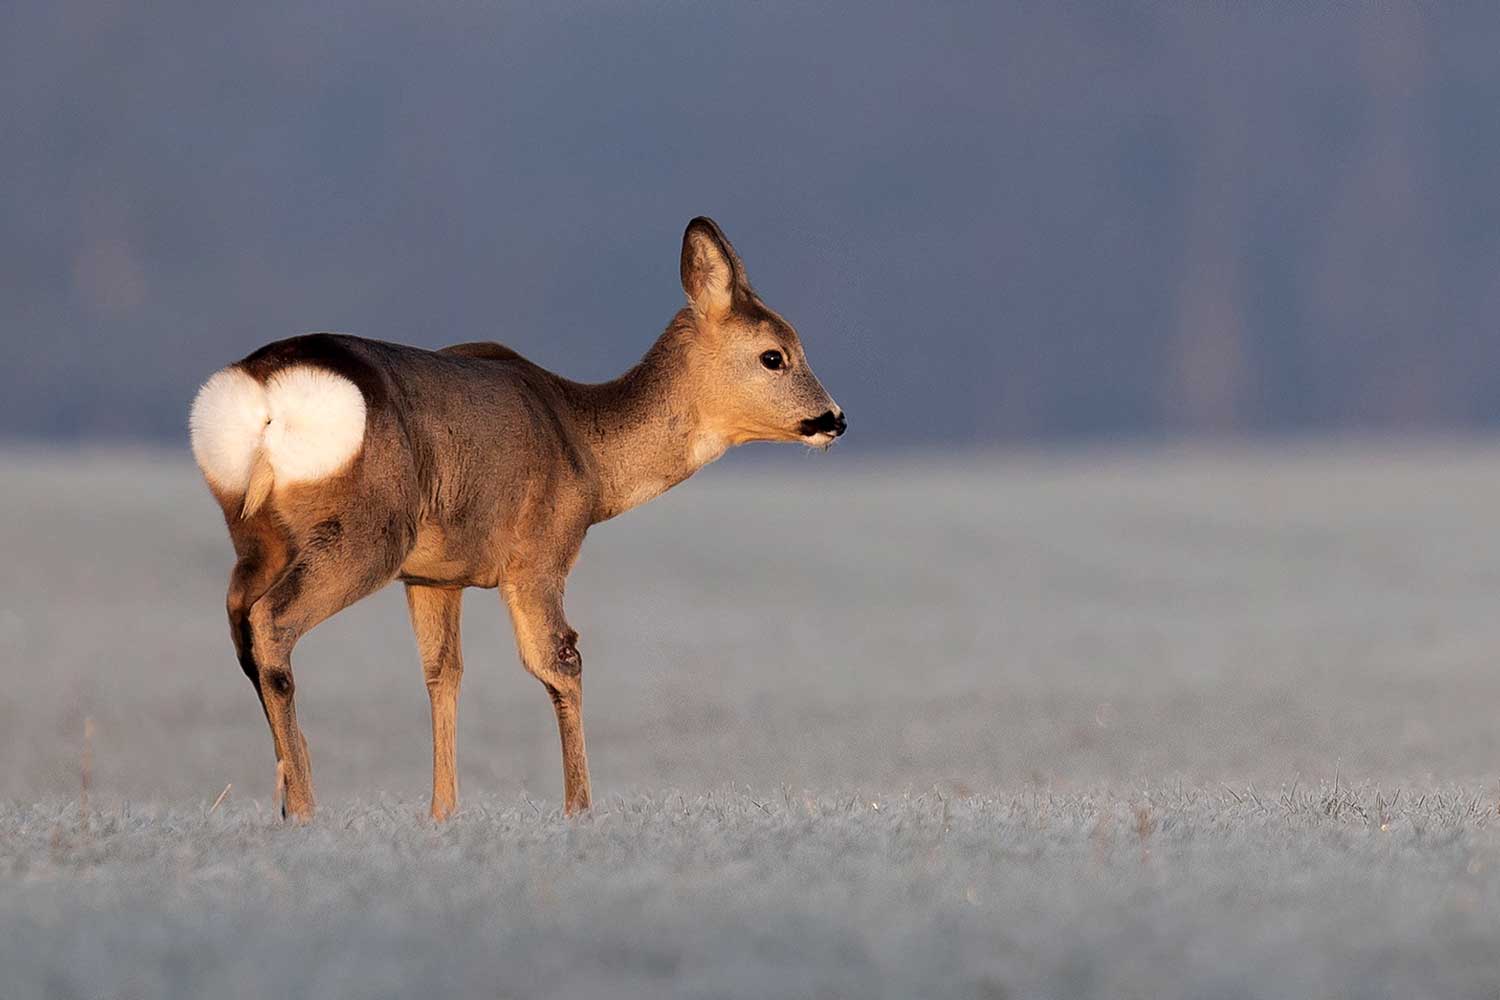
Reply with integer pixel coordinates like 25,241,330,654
680,217,743,319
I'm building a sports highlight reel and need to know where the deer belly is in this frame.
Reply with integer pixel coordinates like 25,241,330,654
398,525,499,588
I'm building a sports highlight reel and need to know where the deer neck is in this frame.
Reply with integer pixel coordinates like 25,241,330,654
568,313,727,522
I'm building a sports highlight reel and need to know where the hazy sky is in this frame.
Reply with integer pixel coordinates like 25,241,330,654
5,2,1500,446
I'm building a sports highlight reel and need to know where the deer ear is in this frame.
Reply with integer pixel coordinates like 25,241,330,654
680,217,747,319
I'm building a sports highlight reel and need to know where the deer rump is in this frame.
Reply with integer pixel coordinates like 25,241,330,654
189,364,368,518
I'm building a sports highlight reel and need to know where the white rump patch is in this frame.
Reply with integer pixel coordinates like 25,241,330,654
259,366,367,483
189,367,271,492
189,364,367,493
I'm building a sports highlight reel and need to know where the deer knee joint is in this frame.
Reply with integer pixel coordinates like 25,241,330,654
263,667,294,697
522,628,582,692
554,629,581,677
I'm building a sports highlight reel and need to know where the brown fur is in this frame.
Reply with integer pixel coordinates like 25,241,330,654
203,217,843,820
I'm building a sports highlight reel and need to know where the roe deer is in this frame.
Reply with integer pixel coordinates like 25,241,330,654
189,217,845,821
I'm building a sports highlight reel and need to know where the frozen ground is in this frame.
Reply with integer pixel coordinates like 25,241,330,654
4,442,1500,997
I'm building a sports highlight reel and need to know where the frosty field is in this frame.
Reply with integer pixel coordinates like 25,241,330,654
4,443,1500,998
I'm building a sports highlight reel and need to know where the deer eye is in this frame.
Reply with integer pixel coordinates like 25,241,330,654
760,350,785,371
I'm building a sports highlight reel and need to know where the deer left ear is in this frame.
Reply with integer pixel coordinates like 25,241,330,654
681,217,748,319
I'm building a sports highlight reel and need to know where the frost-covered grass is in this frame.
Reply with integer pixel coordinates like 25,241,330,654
5,444,1500,997
5,785,1500,999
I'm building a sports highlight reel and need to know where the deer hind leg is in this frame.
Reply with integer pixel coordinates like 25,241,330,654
502,578,591,815
227,515,294,687
405,584,465,821
224,515,294,801
242,511,409,821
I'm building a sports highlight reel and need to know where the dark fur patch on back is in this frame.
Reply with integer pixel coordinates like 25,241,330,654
439,341,525,362
240,333,389,410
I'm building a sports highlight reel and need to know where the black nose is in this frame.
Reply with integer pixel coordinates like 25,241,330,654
800,410,847,438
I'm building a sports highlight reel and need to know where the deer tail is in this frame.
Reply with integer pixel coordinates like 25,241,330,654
240,449,275,520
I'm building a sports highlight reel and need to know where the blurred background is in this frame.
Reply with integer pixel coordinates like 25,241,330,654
4,2,1499,448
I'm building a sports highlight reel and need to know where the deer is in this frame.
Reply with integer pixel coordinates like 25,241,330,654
188,217,845,822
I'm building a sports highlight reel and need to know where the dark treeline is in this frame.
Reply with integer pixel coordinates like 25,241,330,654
3,2,1498,446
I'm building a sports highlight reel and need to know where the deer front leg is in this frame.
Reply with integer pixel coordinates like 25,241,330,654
502,577,591,814
405,584,465,821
